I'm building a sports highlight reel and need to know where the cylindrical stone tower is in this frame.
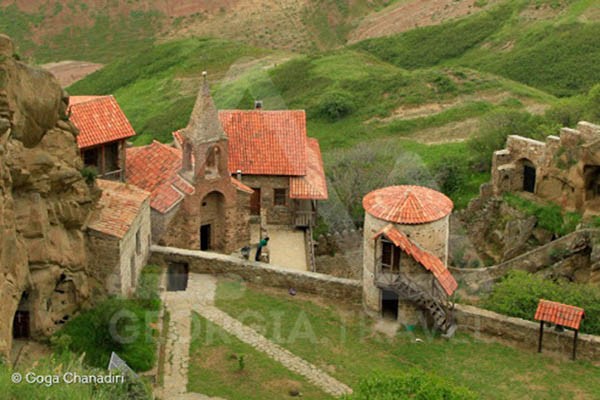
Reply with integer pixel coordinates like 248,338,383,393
362,185,454,324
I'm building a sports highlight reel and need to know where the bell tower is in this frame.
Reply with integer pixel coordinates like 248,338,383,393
180,71,229,182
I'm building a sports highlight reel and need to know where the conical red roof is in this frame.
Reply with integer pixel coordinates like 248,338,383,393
363,185,453,224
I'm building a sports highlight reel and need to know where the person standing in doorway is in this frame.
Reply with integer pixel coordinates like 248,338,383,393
255,236,270,262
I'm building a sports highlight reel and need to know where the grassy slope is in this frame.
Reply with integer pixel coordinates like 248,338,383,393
215,280,600,400
188,313,332,399
355,0,600,97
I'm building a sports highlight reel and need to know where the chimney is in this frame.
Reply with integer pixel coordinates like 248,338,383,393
236,169,242,181
254,100,263,110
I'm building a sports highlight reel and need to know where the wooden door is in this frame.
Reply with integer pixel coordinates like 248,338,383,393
250,188,261,215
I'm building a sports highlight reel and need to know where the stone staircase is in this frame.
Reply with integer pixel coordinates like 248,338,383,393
379,277,456,336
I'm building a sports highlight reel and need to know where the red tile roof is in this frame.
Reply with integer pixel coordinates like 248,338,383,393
374,224,458,296
219,110,308,176
88,179,150,239
290,138,328,200
126,141,194,213
535,299,584,330
69,95,136,149
363,185,453,225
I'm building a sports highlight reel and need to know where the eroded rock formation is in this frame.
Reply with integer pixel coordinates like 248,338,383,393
0,35,98,361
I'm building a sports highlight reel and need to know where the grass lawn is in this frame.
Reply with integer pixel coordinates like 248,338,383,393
215,279,600,400
188,313,333,400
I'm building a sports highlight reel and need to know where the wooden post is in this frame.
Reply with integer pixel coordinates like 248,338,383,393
538,320,544,353
572,330,579,361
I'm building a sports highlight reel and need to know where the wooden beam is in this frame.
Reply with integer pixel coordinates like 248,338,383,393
538,320,544,353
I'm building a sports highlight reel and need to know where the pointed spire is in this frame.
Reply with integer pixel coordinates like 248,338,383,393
182,71,227,144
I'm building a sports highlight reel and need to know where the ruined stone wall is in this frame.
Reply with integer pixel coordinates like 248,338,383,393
149,245,362,302
490,122,600,214
240,175,295,225
455,304,600,362
0,35,98,361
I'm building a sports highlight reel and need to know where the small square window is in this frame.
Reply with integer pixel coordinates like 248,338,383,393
274,188,287,206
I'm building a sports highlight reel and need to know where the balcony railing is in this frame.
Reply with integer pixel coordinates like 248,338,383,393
99,169,123,181
295,210,315,227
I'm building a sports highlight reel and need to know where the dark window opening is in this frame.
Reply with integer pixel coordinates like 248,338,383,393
104,142,120,172
136,229,141,255
167,262,189,291
130,254,136,289
381,239,400,274
274,188,287,206
381,290,399,320
200,224,211,251
82,147,100,169
523,162,536,193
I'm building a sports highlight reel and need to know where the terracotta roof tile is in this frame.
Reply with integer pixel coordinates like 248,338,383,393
88,179,150,239
363,185,453,224
231,177,254,194
219,110,307,176
374,224,458,296
126,141,194,213
535,299,584,330
69,95,136,149
290,138,328,200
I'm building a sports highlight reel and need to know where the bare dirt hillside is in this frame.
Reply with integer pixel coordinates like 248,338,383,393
41,61,103,87
349,0,502,43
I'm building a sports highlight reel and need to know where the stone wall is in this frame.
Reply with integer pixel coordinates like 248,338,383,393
455,304,600,362
241,175,295,225
490,122,600,214
451,229,600,292
118,197,152,296
149,245,362,302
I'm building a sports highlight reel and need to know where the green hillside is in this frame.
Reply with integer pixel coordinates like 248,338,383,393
355,0,600,96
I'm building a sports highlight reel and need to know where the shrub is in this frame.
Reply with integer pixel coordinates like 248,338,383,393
135,264,162,311
314,90,356,121
53,298,157,371
343,370,477,400
483,270,600,335
80,166,98,185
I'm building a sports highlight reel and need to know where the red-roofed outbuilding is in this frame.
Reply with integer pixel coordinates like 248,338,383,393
69,95,135,181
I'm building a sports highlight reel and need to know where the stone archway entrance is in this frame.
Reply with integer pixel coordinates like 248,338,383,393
199,191,225,251
13,292,31,339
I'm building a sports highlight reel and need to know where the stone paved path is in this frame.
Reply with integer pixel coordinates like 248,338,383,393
161,280,225,400
189,274,353,398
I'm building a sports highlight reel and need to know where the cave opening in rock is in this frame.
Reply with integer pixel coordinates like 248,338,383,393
584,165,600,201
13,292,31,339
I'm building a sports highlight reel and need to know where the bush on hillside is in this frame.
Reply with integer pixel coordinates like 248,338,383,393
483,270,600,335
503,193,581,236
314,90,356,121
342,370,477,400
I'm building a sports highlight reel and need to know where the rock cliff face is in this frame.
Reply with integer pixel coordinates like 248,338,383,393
0,35,98,361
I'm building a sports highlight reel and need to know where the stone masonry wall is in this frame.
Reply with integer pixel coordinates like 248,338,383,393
240,175,295,225
455,304,600,362
149,245,362,303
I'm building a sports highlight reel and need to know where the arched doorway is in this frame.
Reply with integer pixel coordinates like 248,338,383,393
520,159,536,193
584,165,600,201
199,191,225,251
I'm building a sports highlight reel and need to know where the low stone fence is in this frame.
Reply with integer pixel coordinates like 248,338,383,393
149,245,362,303
455,304,600,362
450,229,600,291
